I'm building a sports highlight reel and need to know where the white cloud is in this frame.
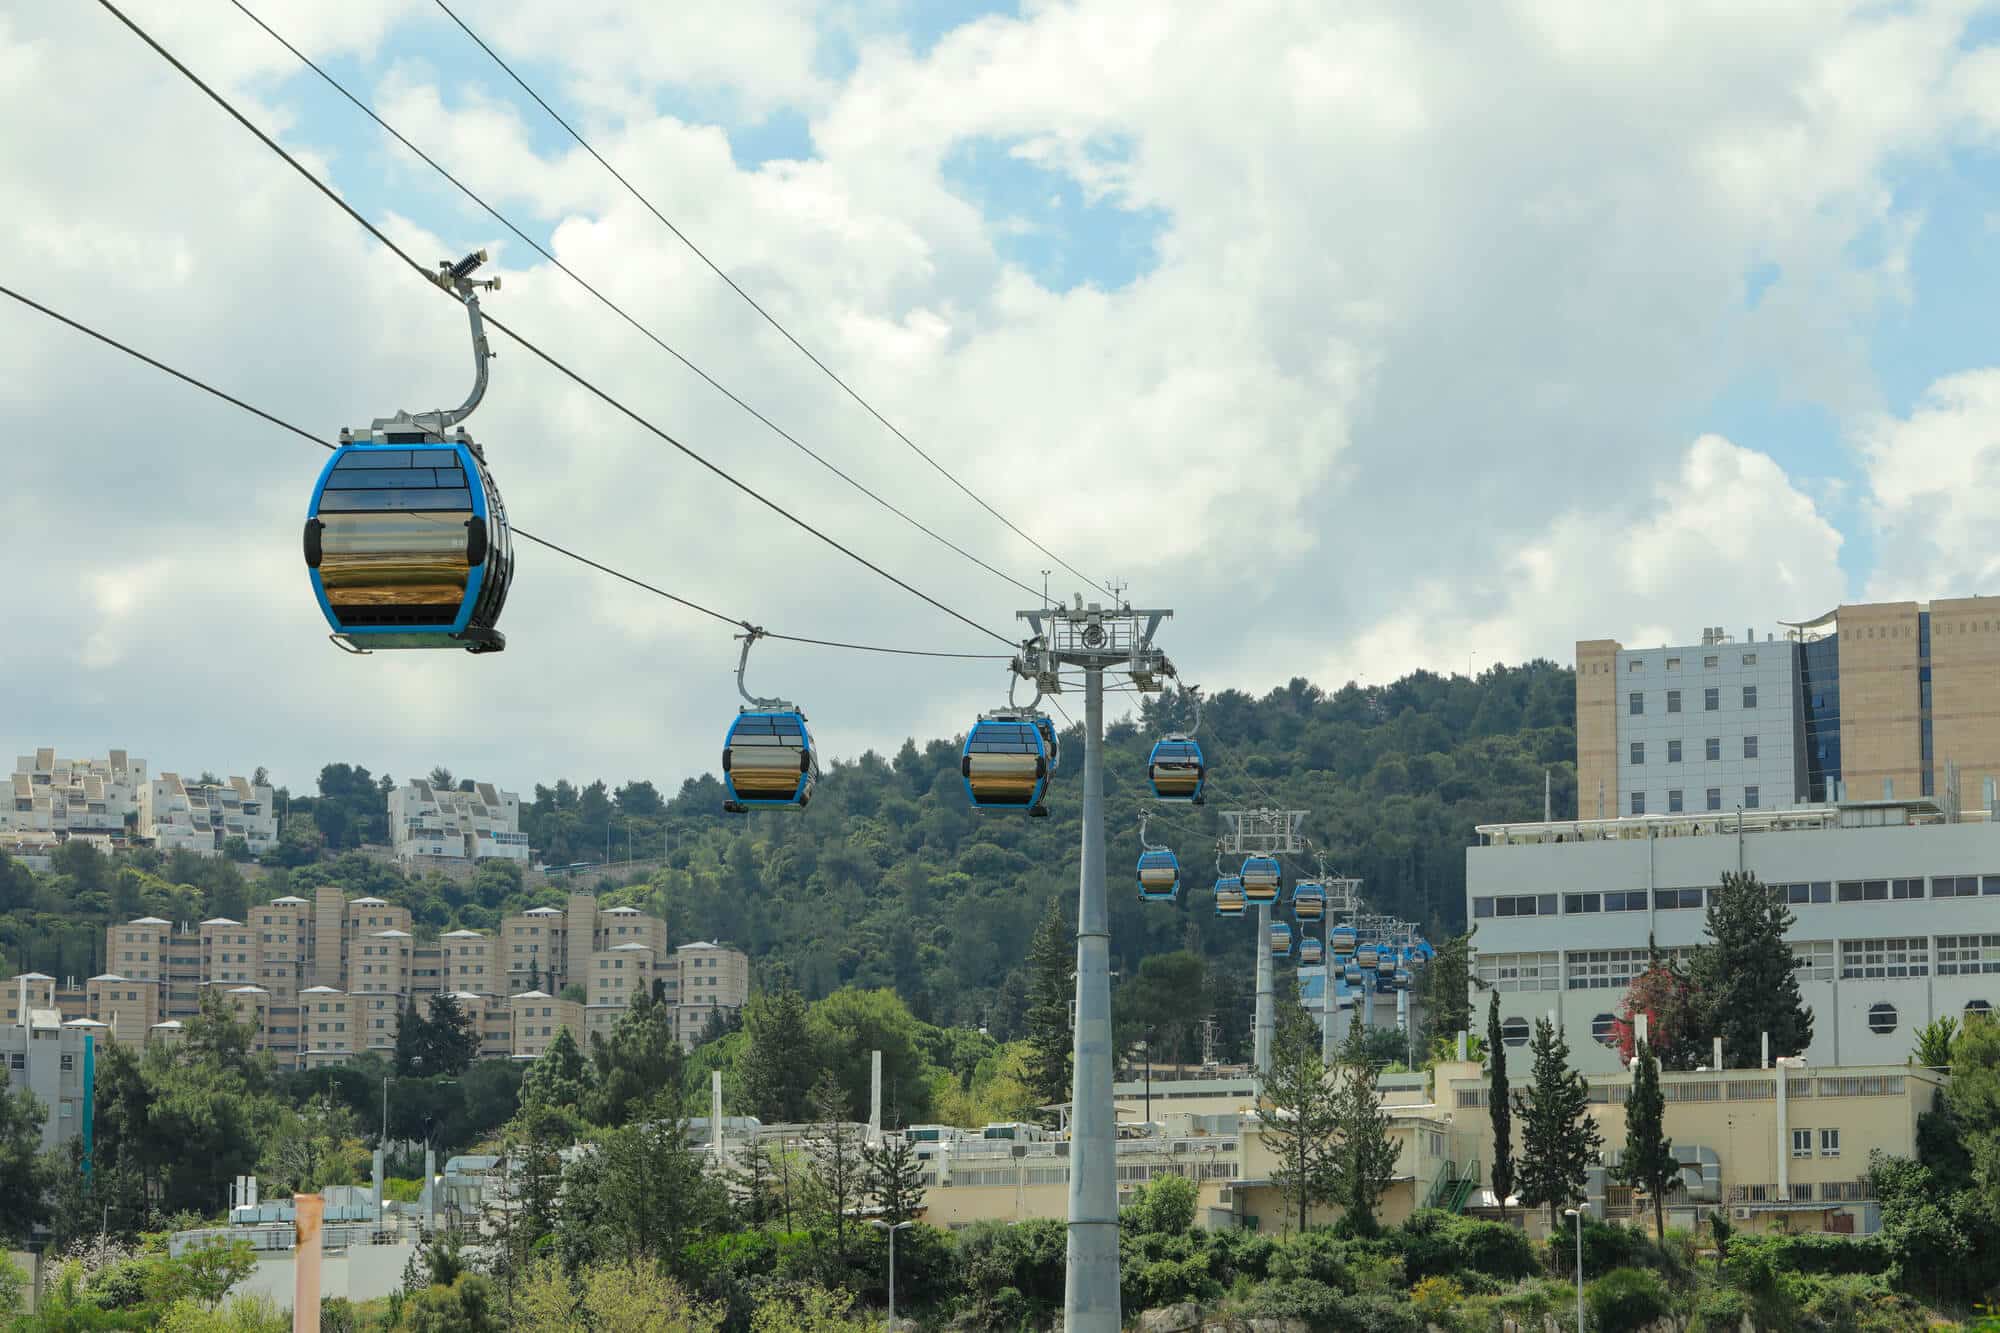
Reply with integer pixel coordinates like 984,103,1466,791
2,0,1992,798
1862,369,2000,599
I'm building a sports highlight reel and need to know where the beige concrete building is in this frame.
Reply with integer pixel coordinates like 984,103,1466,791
140,773,277,857
85,973,158,1046
508,991,581,1060
387,778,528,866
1576,598,2000,818
96,888,684,1067
673,941,750,1048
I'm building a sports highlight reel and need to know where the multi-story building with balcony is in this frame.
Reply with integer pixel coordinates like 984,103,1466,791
1,749,145,849
672,941,751,1048
387,779,529,866
140,774,277,857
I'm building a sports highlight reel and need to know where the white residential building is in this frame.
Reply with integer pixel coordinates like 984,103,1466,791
1,749,146,844
140,773,277,856
388,779,529,864
1467,796,2000,1075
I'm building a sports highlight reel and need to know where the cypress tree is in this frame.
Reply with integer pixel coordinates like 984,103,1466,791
1515,1016,1602,1229
1329,1010,1401,1235
1023,898,1075,1107
1486,991,1515,1224
1618,1038,1675,1239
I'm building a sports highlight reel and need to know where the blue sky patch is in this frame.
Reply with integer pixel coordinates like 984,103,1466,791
942,136,1166,292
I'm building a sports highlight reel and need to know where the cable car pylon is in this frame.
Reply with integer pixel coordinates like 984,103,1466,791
1016,595,1172,1333
1219,808,1310,1077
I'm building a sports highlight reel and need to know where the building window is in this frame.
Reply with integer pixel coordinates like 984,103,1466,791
1867,1003,1899,1035
1654,887,1706,910
1668,789,1684,812
1820,1129,1840,1157
1934,875,1981,898
1706,787,1722,811
1666,657,1681,670
1667,690,1681,713
1704,687,1720,711
1629,659,1644,672
1667,740,1682,763
1742,685,1758,709
1779,881,1833,905
1791,1129,1812,1158
1704,654,1719,668
1743,735,1759,760
1744,786,1759,810
1473,894,1557,919
1591,1014,1618,1047
1630,792,1645,815
1967,999,1994,1020
1630,742,1645,766
1629,692,1644,716
1790,940,1835,980
1500,1017,1530,1047
1706,738,1721,761
1841,939,1928,979
1743,652,1758,666
1475,951,1562,992
1936,936,2000,976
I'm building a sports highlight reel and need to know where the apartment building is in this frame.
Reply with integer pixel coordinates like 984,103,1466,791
1577,598,2000,819
672,941,750,1048
1467,797,2000,1075
387,778,529,866
90,889,712,1066
508,990,581,1060
3,974,99,1152
140,774,277,857
1,749,146,846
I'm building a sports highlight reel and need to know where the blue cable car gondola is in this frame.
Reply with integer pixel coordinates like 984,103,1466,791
1146,684,1205,802
1375,952,1396,980
1355,942,1379,969
1147,738,1206,804
1393,966,1412,990
306,252,512,654
1299,935,1325,965
1033,715,1061,773
1269,921,1292,958
1292,881,1326,921
1342,962,1364,985
1137,849,1180,902
1241,856,1280,903
961,715,1050,816
1214,875,1245,918
722,629,819,812
1328,923,1357,957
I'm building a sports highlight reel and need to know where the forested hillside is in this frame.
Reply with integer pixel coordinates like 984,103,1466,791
0,662,1574,1052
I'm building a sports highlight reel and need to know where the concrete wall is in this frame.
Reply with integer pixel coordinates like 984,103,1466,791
227,1241,416,1311
1576,640,1620,821
1834,602,1922,802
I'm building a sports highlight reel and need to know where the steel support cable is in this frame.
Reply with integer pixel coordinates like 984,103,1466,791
229,0,1041,604
93,0,1019,652
0,282,1007,662
429,0,1116,602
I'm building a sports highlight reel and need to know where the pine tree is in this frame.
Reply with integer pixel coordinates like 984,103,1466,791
588,992,684,1126
393,996,428,1076
1515,1016,1602,1229
422,992,480,1075
1618,1039,1675,1239
1022,898,1074,1108
1257,986,1337,1232
1690,872,1813,1067
1486,991,1515,1224
724,1142,779,1230
807,1071,867,1255
1328,1010,1401,1235
862,1132,928,1225
739,984,819,1124
520,1027,591,1114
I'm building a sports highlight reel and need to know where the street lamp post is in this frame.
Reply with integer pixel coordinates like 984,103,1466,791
1563,1207,1585,1331
870,1219,916,1324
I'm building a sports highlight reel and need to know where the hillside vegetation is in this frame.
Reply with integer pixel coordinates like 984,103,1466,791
0,662,1575,1059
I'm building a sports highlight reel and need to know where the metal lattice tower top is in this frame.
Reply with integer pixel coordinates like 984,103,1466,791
1219,809,1309,856
1015,599,1171,690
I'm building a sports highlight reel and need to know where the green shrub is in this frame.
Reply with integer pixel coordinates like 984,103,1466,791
1266,1230,1351,1291
1585,1267,1672,1333
1398,1211,1536,1283
1783,1271,1928,1332
1731,1231,1891,1278
1128,1173,1199,1236
1244,1277,1346,1322
1689,1283,1747,1332
1490,1277,1577,1333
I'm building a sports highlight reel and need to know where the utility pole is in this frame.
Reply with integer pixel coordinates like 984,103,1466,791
1016,597,1171,1333
1219,808,1308,1078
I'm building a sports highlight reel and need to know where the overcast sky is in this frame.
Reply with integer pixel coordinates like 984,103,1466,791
7,0,2000,798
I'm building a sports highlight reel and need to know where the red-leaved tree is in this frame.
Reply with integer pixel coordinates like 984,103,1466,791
1611,961,1704,1069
